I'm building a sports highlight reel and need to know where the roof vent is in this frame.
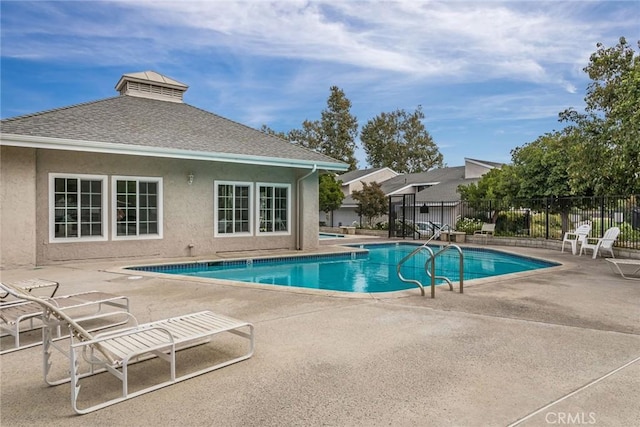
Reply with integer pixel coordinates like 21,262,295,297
115,71,188,103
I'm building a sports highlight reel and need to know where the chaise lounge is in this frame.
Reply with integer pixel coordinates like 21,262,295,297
605,258,640,280
1,280,130,354
0,283,254,414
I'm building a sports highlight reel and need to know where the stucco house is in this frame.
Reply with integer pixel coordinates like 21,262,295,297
0,71,348,269
329,159,501,228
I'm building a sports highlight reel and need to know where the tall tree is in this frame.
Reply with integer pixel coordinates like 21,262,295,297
457,165,521,222
259,124,288,140
458,165,520,203
318,173,345,214
560,37,640,195
511,131,574,198
288,87,359,170
360,106,443,173
352,182,387,227
462,37,639,203
511,131,580,231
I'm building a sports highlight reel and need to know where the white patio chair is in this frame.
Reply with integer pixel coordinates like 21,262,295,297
474,223,495,244
579,226,620,259
561,223,591,255
0,282,254,414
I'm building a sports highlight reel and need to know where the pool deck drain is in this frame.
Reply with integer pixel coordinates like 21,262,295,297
1,242,639,426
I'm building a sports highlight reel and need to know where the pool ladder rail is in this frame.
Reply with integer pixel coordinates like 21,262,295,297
396,224,464,298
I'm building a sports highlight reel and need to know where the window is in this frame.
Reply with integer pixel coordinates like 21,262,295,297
257,183,290,234
112,176,163,239
49,174,107,242
214,181,252,236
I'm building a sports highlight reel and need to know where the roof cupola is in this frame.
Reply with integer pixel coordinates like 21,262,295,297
115,71,188,103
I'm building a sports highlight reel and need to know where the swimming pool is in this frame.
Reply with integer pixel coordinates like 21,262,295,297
129,243,558,293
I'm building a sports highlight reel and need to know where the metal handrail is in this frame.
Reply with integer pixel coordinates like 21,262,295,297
396,224,465,297
432,244,464,294
421,223,453,245
396,243,434,297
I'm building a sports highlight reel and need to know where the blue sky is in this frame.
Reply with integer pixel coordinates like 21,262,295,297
1,1,638,168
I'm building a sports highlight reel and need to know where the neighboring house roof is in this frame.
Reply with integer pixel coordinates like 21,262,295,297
381,167,466,195
1,72,348,171
417,178,479,203
337,167,397,184
340,163,489,207
465,158,503,169
340,167,467,206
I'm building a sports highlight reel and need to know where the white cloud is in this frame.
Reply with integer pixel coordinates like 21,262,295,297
3,1,637,88
563,82,578,94
2,1,637,165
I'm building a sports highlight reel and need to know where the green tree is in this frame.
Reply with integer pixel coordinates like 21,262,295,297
259,124,288,140
458,165,520,203
318,173,344,213
360,106,443,173
288,87,359,170
511,131,581,231
457,165,521,222
561,37,640,195
511,132,574,198
352,182,387,227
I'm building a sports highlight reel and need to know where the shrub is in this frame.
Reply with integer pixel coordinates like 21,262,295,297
456,217,483,234
618,222,640,245
375,221,388,230
529,212,563,238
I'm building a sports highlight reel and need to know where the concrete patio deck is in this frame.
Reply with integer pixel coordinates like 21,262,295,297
1,241,639,426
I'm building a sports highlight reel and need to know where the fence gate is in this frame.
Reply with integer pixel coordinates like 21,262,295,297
388,194,416,239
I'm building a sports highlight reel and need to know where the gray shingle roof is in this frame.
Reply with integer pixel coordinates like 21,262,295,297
337,167,387,183
378,167,465,195
343,166,480,201
465,158,504,168
1,95,347,168
415,167,480,202
340,166,476,205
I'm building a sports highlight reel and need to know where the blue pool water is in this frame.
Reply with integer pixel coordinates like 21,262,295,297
129,243,558,293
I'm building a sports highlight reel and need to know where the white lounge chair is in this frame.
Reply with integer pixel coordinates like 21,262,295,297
0,282,254,414
605,258,640,280
561,223,591,255
579,226,620,259
1,282,130,354
474,223,495,243
0,278,59,299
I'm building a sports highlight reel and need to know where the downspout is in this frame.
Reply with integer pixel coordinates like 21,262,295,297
297,165,317,250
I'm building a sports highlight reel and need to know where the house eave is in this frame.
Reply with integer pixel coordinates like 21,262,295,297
0,134,349,171
387,182,440,196
341,167,398,185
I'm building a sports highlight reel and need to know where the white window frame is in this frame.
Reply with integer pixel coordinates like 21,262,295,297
256,182,291,236
214,181,253,237
111,176,163,241
49,173,108,243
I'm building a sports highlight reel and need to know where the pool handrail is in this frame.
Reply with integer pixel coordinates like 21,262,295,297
396,223,464,297
432,244,464,295
396,243,434,297
422,223,453,245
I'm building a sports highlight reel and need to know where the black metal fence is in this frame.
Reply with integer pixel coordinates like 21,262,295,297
389,195,640,250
